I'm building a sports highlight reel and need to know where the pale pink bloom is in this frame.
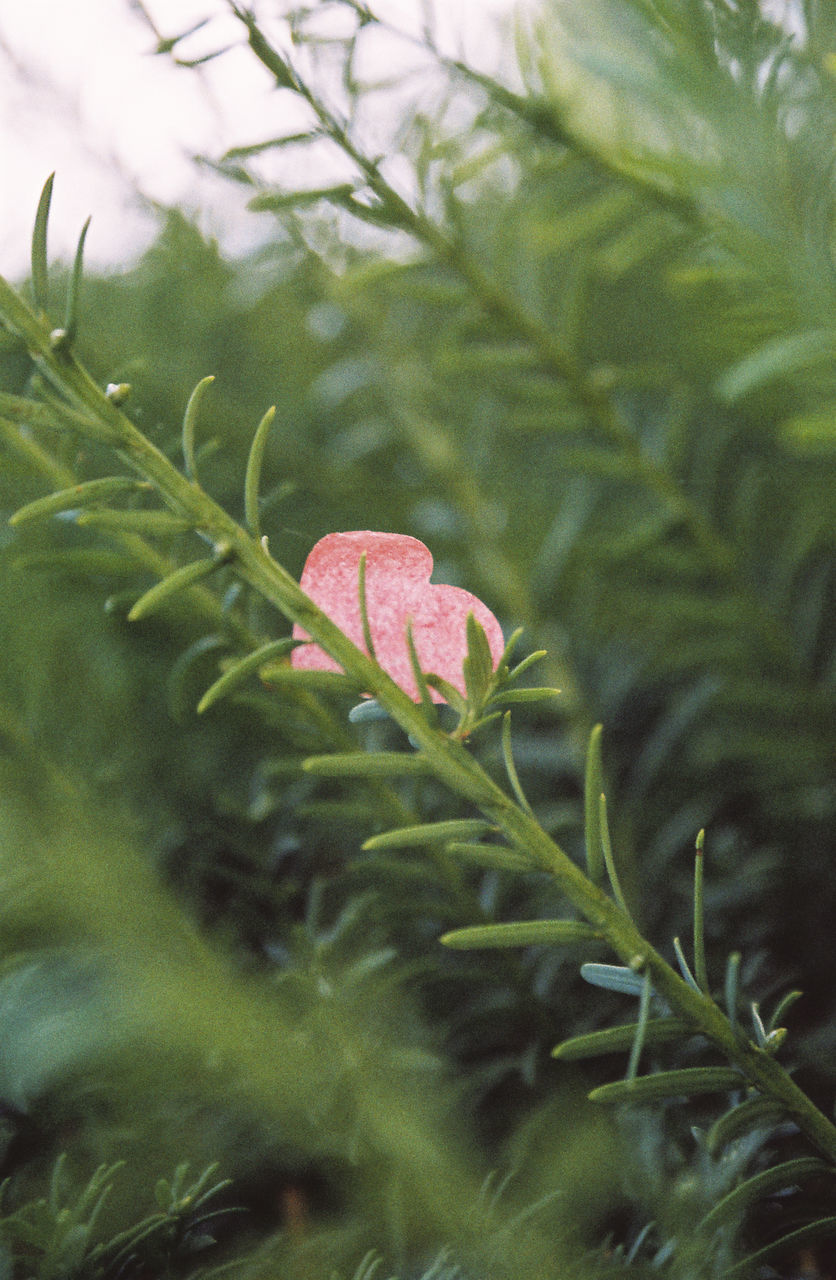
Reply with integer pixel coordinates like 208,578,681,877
291,531,504,702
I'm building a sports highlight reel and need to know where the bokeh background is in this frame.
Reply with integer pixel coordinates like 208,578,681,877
0,2,834,1277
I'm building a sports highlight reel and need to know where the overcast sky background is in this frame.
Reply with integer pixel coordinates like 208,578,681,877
0,0,520,279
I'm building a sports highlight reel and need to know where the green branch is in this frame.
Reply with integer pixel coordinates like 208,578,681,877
228,4,797,672
0,280,414,829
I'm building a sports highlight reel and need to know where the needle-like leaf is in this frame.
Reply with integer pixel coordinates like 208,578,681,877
64,215,91,343
31,173,55,312
244,404,276,537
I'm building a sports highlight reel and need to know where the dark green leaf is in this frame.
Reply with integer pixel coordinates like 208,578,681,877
488,687,562,705
244,404,276,538
501,711,534,815
31,173,55,312
303,751,432,778
363,820,495,850
699,1157,828,1233
724,1217,836,1277
442,842,533,872
718,330,836,401
707,1096,786,1156
553,1019,691,1060
196,638,305,713
441,920,599,949
406,620,438,725
9,477,146,526
584,724,605,883
589,1067,742,1105
182,375,215,482
64,215,91,343
462,611,494,706
128,556,226,622
76,510,194,534
424,674,468,716
249,184,357,212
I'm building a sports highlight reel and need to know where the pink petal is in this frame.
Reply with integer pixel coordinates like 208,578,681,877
291,531,504,702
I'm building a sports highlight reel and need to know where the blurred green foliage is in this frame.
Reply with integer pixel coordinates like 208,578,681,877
0,0,835,1276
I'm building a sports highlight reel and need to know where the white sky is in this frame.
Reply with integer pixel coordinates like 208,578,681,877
0,0,519,279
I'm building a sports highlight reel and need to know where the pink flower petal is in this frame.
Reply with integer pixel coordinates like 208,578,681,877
291,531,504,702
